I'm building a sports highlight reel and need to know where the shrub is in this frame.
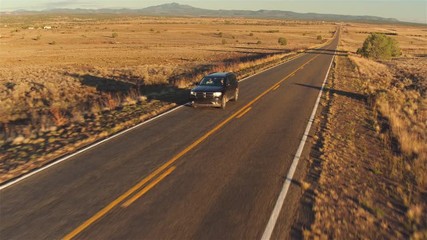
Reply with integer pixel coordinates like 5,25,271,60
357,33,401,60
112,32,118,38
222,39,227,44
317,35,323,40
249,32,254,36
278,37,287,46
50,107,67,126
103,93,120,111
256,40,262,45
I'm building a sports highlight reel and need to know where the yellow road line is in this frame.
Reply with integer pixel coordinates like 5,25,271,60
62,166,176,240
63,54,319,240
236,107,252,119
121,166,176,208
272,85,280,91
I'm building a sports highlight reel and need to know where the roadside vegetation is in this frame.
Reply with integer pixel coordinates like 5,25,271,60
357,33,401,60
278,37,288,46
0,15,336,183
300,23,426,239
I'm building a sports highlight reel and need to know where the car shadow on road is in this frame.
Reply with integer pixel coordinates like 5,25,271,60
202,47,290,56
294,83,366,101
305,48,349,56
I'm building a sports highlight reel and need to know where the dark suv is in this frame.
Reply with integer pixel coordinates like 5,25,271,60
190,72,239,109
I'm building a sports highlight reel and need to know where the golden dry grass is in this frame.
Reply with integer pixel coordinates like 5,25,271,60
306,54,426,240
0,15,336,182
304,22,426,239
340,22,427,57
0,16,336,138
348,55,427,188
339,22,427,188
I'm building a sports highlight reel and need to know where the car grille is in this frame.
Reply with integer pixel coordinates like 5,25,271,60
195,92,214,98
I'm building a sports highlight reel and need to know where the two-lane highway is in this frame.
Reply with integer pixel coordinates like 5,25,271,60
0,32,338,239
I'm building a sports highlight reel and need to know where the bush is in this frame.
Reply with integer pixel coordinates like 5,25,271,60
112,32,118,38
222,39,227,44
278,37,287,46
317,35,323,40
357,33,400,60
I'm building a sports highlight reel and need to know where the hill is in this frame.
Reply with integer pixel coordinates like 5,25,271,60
4,2,400,23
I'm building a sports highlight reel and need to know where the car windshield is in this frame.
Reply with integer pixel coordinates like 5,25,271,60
199,77,224,87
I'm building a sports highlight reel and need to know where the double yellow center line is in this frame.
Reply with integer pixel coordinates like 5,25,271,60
63,54,319,240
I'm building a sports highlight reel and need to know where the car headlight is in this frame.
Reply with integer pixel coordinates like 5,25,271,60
190,91,196,96
213,92,222,97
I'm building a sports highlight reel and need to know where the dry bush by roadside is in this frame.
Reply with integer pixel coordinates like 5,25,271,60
357,33,401,60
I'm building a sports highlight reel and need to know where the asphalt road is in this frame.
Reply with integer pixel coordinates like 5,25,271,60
0,32,339,240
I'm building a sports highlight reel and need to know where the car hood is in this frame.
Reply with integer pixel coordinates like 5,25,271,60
191,85,224,92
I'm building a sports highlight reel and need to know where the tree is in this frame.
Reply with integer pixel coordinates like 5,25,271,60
278,37,287,46
357,33,400,60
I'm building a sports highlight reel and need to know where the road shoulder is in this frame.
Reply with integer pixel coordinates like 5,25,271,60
292,54,426,238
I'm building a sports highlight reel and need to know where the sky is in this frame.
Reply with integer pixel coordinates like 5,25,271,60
0,0,426,23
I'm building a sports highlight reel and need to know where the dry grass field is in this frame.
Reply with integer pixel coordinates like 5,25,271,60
340,22,426,189
303,23,426,239
340,22,427,57
0,15,336,182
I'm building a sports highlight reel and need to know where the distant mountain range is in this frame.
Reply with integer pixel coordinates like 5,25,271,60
4,2,400,23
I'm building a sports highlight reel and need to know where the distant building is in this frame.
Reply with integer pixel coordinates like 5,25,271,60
43,26,52,30
28,27,34,30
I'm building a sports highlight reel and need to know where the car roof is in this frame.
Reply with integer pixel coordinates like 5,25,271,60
206,72,233,77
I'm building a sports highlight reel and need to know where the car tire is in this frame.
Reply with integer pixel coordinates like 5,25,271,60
232,88,239,101
221,96,227,109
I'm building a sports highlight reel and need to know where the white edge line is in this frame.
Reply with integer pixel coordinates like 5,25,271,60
0,51,308,191
261,50,336,240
